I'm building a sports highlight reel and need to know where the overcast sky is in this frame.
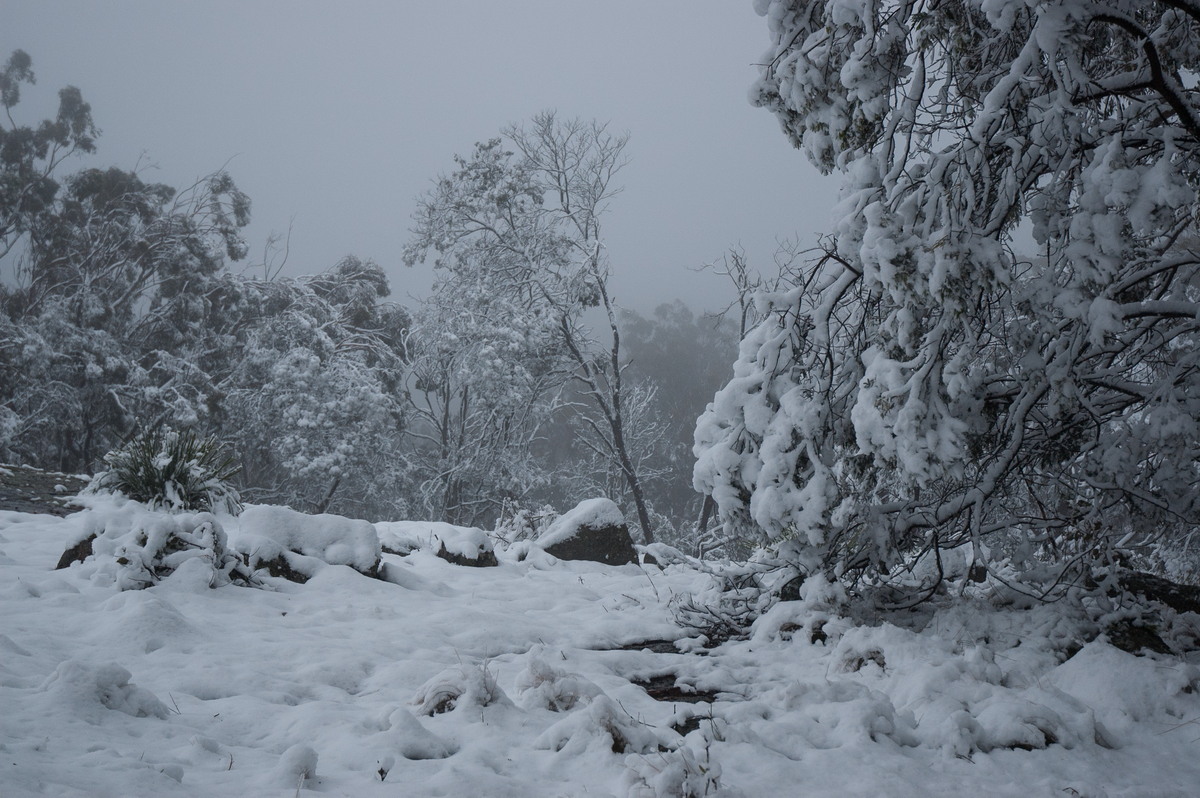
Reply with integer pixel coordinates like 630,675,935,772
5,1,838,313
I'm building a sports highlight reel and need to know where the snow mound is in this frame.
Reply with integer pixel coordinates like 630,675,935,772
275,743,317,788
376,706,456,760
539,497,625,548
39,660,169,723
236,504,381,575
1048,641,1200,741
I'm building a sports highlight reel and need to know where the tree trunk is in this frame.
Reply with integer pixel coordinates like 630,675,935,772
611,415,654,544
314,474,341,514
695,495,715,558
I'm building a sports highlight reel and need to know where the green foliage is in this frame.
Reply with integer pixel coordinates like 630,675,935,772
91,428,242,515
0,49,97,257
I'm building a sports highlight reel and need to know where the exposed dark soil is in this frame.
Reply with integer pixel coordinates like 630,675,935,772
615,639,683,654
671,714,707,736
631,673,720,704
0,464,89,516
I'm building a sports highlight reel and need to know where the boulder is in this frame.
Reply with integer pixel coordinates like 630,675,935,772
433,525,498,567
536,498,636,566
55,532,96,570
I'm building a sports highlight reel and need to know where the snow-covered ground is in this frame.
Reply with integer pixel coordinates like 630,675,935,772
2,504,1200,797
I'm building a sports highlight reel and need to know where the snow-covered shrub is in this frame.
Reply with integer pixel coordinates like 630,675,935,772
695,0,1200,590
494,500,559,544
622,745,721,798
751,572,849,646
535,695,668,755
411,662,511,716
1142,535,1200,587
62,499,255,590
514,647,604,711
88,427,242,515
670,564,769,646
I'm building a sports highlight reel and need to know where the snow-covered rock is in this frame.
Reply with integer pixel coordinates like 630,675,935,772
433,525,497,567
376,519,496,565
235,504,381,580
374,520,430,555
537,498,637,565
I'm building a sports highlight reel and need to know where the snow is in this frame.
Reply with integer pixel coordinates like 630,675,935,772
3,505,1200,796
538,497,626,548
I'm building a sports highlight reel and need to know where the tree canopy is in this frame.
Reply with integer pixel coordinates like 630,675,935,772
695,0,1200,583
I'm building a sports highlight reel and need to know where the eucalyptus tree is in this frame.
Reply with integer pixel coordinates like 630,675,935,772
696,1,1200,583
406,112,658,541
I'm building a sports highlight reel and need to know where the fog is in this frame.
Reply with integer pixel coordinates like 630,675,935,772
5,1,838,312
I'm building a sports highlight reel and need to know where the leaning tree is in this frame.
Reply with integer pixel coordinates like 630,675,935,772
694,0,1200,584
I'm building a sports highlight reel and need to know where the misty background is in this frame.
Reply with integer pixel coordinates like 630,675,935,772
0,1,847,547
4,1,836,311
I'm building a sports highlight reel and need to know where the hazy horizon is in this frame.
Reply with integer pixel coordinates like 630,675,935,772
3,1,839,314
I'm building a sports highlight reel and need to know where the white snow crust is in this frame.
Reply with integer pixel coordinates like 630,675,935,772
3,506,1200,796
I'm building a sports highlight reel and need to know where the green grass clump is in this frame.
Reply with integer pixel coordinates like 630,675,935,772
91,428,243,515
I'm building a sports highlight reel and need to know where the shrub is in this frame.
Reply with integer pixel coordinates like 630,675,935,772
90,427,242,514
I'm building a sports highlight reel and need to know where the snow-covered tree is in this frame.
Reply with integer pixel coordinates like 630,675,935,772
406,112,660,541
403,263,567,525
221,258,409,519
695,1,1200,581
0,51,412,520
0,49,96,266
1,161,250,470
